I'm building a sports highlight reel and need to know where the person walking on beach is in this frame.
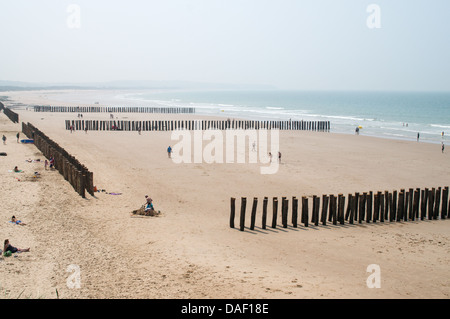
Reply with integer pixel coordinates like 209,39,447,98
2,135,6,145
252,141,256,152
44,159,48,170
278,151,282,163
16,132,20,143
442,143,445,153
417,132,420,142
268,152,272,163
167,146,172,158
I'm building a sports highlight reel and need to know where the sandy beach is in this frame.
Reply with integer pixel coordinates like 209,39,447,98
1,90,449,299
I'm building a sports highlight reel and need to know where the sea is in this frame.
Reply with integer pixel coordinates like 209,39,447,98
50,89,450,145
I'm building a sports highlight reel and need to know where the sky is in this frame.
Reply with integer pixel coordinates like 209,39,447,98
0,0,449,91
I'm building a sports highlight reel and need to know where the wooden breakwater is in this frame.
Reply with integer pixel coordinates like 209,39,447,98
22,122,94,198
34,105,195,114
0,103,19,123
230,186,449,231
65,119,331,132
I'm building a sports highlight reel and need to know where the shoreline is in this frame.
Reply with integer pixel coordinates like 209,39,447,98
1,89,447,146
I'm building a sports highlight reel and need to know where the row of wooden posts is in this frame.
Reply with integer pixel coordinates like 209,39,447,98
230,187,450,231
22,122,94,198
34,105,195,114
0,103,19,123
65,119,331,132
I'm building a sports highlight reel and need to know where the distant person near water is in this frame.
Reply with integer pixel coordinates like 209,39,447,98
16,132,20,143
167,146,172,158
442,143,445,153
417,132,420,142
2,135,6,145
355,127,359,135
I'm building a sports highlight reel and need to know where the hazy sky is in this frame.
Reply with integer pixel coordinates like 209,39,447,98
1,0,449,91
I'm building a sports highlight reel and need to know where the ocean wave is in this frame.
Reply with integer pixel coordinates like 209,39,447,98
430,124,450,129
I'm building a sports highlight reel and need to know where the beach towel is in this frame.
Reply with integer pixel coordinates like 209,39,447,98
106,192,122,195
8,170,24,173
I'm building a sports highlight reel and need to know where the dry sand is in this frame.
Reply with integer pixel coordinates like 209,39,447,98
0,90,449,299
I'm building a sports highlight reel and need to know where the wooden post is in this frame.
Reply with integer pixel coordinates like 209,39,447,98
397,191,404,222
262,197,268,229
250,197,258,230
366,191,373,223
408,188,414,220
359,193,366,223
403,190,408,221
388,192,394,222
412,189,420,221
384,191,389,221
312,195,319,226
292,197,298,228
349,194,356,224
354,192,359,223
338,194,345,225
392,191,397,221
301,196,308,227
239,197,247,231
379,192,385,222
421,189,428,220
321,194,329,225
442,187,449,219
373,192,380,222
282,197,289,228
230,197,235,228
427,189,434,220
330,195,337,225
272,197,278,228
434,187,441,219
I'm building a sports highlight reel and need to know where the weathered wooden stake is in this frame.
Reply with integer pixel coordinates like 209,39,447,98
292,197,298,228
338,194,345,225
322,195,329,225
250,197,258,230
230,197,236,228
262,197,268,229
301,196,309,227
272,197,278,228
239,197,247,231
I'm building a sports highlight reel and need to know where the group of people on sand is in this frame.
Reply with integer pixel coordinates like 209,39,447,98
268,151,282,163
2,132,22,144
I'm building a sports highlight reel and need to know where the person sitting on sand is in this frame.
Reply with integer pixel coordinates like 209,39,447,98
3,239,30,255
10,216,26,226
144,198,154,211
13,166,20,172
